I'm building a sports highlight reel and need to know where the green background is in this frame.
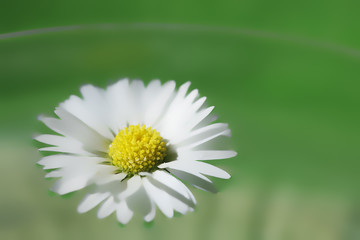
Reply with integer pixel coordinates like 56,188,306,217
0,1,359,240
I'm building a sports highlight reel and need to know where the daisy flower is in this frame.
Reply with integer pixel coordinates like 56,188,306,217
35,79,236,224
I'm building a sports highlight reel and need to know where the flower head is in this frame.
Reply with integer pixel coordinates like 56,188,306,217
35,79,236,224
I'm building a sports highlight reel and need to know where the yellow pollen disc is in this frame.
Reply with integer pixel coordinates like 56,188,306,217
108,124,167,175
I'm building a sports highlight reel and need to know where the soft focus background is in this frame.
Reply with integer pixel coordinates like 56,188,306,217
1,1,360,240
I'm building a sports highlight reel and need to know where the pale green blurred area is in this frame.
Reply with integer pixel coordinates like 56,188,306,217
1,1,360,240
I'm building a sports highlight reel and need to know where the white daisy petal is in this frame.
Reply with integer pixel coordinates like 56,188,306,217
51,175,90,195
184,184,197,205
97,196,117,219
144,80,176,126
126,186,152,218
141,79,161,117
105,79,130,133
77,192,110,213
77,84,115,139
94,180,127,197
180,129,231,150
170,195,191,214
144,200,156,222
38,155,102,170
148,173,195,209
159,161,212,182
155,82,193,139
177,81,192,99
92,165,127,185
185,89,199,104
173,123,229,146
156,82,218,143
143,178,174,218
35,134,92,155
39,108,110,153
178,150,237,161
191,96,207,113
184,106,215,132
40,156,104,194
162,160,230,179
118,175,142,200
61,97,113,141
146,79,162,91
168,168,218,193
39,157,65,170
151,170,195,202
127,80,146,125
147,176,196,216
116,201,134,224
196,114,218,130
45,170,63,178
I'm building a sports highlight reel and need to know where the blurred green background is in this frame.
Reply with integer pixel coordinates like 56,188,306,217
1,1,360,240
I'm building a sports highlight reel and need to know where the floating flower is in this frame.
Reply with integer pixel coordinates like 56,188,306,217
35,79,236,224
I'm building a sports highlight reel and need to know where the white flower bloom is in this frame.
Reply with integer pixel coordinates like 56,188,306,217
35,79,236,224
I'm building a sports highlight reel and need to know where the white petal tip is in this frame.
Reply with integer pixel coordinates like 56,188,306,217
32,134,40,140
50,187,67,195
157,163,168,169
223,173,231,179
117,215,133,225
164,212,174,218
214,169,231,179
77,206,87,214
37,114,45,121
96,213,106,219
139,172,151,176
166,80,176,85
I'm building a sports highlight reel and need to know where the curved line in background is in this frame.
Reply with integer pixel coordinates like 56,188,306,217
0,25,82,40
1,23,360,59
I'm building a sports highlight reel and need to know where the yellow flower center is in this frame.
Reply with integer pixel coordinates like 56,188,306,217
108,125,167,175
